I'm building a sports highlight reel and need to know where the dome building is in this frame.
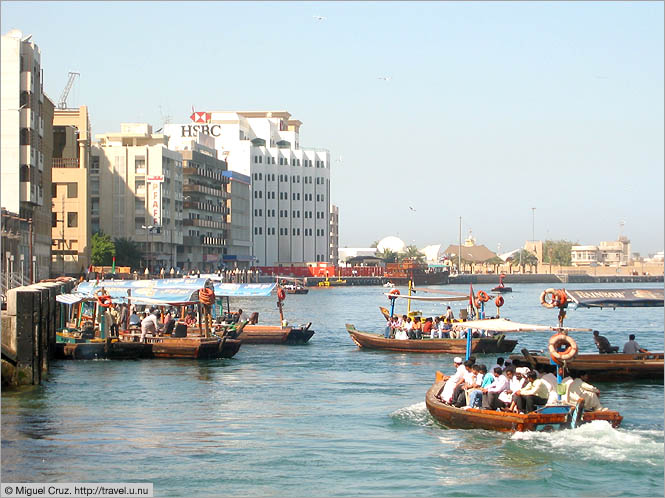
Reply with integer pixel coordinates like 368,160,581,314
377,236,406,253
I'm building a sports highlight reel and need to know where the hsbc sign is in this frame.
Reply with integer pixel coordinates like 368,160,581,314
180,124,221,138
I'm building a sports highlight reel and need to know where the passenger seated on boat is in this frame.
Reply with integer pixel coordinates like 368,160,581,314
403,317,414,338
491,357,505,373
234,308,248,324
481,367,512,410
128,311,141,328
411,317,423,339
163,311,176,335
537,368,560,404
593,330,619,354
507,367,531,412
437,357,466,403
140,309,164,342
185,312,197,327
432,317,442,338
452,361,479,407
562,372,604,411
394,326,408,341
422,317,433,337
512,371,549,413
623,334,648,354
467,364,493,408
444,306,454,322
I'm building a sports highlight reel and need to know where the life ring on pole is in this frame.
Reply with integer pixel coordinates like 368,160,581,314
495,295,504,308
540,288,559,308
548,333,579,362
97,295,113,308
388,289,400,299
199,288,215,306
277,287,286,301
476,290,490,303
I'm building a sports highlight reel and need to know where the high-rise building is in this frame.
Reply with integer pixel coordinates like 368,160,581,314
92,123,183,272
329,204,339,265
165,110,331,266
223,170,252,268
1,30,53,283
51,105,91,276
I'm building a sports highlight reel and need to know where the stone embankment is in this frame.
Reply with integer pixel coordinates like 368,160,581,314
1,278,77,389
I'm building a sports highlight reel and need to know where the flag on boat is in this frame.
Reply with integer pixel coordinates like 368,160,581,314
111,256,116,274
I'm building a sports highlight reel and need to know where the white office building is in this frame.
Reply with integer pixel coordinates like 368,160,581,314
165,110,331,266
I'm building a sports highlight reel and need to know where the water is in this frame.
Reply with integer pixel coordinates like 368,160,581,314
2,283,663,497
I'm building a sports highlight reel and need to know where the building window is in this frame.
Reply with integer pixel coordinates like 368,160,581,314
135,156,146,173
67,183,78,198
51,212,57,228
67,212,78,228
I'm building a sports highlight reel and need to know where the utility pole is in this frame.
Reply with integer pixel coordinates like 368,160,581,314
531,207,536,242
61,196,66,276
458,216,462,274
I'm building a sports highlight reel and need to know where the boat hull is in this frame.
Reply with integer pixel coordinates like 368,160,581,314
151,337,241,359
55,339,153,360
236,324,314,344
491,286,512,293
510,351,665,382
425,380,622,432
346,325,517,354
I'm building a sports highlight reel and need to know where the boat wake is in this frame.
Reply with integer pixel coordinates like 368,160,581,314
511,420,664,466
390,401,436,427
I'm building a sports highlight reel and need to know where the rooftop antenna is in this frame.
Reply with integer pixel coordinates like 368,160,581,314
57,71,80,109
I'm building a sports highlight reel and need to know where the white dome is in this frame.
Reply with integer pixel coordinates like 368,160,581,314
377,236,406,253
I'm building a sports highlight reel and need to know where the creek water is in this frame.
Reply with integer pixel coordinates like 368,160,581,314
2,283,663,497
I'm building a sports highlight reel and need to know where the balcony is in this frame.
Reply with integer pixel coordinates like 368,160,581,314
183,218,228,230
182,235,227,248
183,201,227,215
52,157,80,168
183,183,229,199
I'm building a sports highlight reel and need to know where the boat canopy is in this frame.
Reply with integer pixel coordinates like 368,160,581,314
385,293,468,302
75,278,212,304
412,287,476,297
213,283,276,297
55,292,90,305
565,288,664,308
455,318,593,333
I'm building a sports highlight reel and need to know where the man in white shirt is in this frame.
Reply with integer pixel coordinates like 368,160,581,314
482,367,514,410
438,357,466,403
140,309,163,342
623,334,648,354
563,372,604,411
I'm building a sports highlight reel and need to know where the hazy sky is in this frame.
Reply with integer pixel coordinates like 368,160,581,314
3,1,663,254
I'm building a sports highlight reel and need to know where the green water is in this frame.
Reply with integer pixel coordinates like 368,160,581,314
2,283,663,497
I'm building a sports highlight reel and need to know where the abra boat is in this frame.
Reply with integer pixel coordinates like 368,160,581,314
491,273,512,293
346,323,517,354
74,278,242,360
510,288,664,382
213,282,315,344
425,378,622,432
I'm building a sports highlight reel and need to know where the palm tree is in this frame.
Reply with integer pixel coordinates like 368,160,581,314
399,245,426,264
510,249,538,273
486,256,505,274
114,237,144,270
376,248,398,263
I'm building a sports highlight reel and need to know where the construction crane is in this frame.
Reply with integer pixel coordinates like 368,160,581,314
57,71,80,109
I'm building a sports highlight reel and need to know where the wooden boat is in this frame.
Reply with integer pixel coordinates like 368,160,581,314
519,288,665,382
214,282,315,345
346,324,517,354
425,379,623,432
491,286,512,293
235,323,314,345
54,336,152,360
511,349,664,382
277,277,309,294
150,336,241,359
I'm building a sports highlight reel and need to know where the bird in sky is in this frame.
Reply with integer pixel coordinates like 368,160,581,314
377,76,392,81
409,206,416,212
313,15,326,21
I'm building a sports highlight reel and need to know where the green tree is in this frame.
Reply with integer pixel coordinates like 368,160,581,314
114,237,144,270
486,255,505,273
543,240,576,266
510,249,538,273
399,245,426,264
376,248,398,263
91,232,115,266
370,240,380,248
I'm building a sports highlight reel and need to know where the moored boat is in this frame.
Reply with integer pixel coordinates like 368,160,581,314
425,379,622,432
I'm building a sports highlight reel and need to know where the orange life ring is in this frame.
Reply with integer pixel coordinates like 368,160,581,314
541,288,568,308
477,290,490,303
548,333,579,362
388,289,400,298
97,294,113,308
277,287,286,301
495,295,504,307
199,287,215,305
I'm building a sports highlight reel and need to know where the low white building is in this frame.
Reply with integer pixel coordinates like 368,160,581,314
571,237,631,267
338,248,377,265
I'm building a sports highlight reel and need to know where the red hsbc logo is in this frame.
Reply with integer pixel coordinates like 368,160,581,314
190,111,211,123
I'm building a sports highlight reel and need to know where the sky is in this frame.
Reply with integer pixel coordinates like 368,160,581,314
2,1,663,255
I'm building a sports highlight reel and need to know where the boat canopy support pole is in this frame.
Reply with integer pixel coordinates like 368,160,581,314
465,327,472,360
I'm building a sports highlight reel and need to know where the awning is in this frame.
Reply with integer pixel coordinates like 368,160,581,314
386,293,468,302
565,288,664,308
75,278,211,304
454,318,593,333
213,283,276,297
56,293,90,305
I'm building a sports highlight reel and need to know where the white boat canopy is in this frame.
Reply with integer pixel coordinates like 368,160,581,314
385,293,468,302
454,318,593,333
55,293,90,305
